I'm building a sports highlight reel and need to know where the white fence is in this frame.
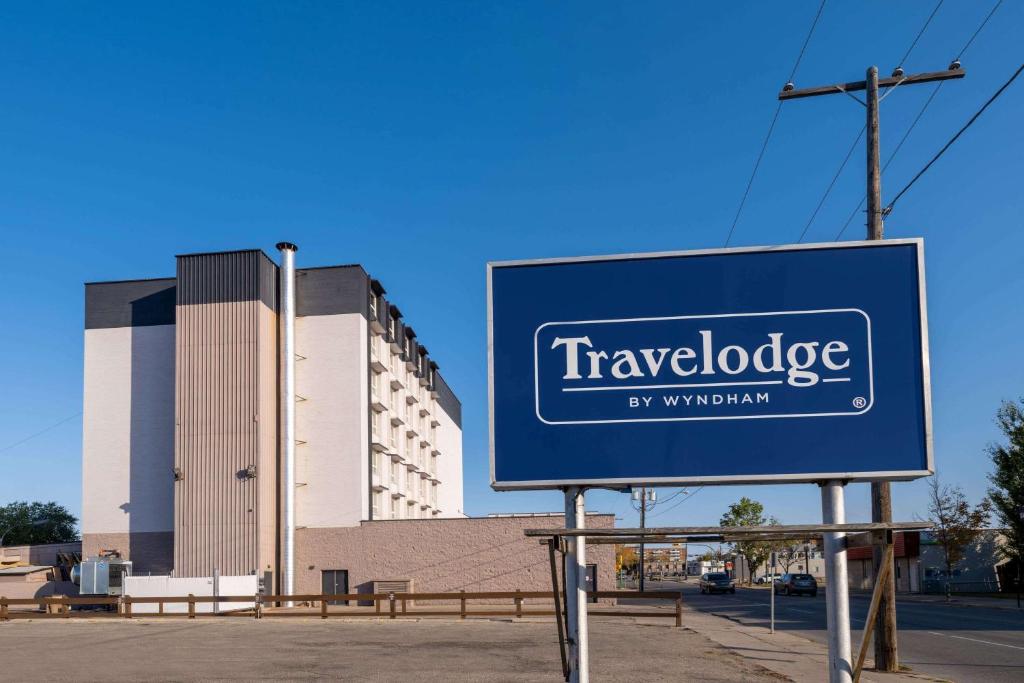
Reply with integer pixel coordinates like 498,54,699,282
123,575,258,614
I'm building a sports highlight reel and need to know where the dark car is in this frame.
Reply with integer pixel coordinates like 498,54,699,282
773,573,818,597
699,572,736,594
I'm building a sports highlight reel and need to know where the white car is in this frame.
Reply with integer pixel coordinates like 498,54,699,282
755,575,778,584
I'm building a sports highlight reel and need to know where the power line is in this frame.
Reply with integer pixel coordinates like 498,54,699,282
834,83,943,239
885,62,1024,216
787,0,828,83
833,0,1003,240
798,1,946,243
897,0,945,68
956,0,1002,59
0,412,82,454
724,0,827,247
648,486,705,519
797,125,865,242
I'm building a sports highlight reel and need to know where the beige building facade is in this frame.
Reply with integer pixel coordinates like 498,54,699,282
81,247,464,593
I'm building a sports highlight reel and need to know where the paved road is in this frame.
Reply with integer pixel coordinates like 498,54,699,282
649,579,1024,682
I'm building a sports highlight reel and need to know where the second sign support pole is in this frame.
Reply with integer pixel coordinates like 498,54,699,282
821,481,853,683
564,486,590,683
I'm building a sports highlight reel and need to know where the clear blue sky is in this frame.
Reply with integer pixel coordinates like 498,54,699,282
1,2,1021,531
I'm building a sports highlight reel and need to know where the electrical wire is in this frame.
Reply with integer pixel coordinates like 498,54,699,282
956,0,1003,59
724,0,828,247
648,486,705,519
817,0,1006,242
796,1,947,243
834,82,944,239
897,0,945,68
797,125,865,242
0,412,82,454
885,62,1024,216
834,0,1003,239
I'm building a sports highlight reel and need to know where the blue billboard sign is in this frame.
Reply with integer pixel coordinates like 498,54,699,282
489,240,932,489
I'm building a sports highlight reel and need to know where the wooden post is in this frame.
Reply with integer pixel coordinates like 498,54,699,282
388,593,396,619
854,549,894,682
0,597,7,621
255,592,262,620
401,597,407,614
548,538,570,681
870,519,898,671
124,596,132,619
675,597,682,628
515,589,523,619
866,66,883,240
321,597,328,619
460,590,467,619
188,594,196,619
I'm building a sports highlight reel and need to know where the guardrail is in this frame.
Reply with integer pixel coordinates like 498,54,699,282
0,590,682,626
921,579,1004,595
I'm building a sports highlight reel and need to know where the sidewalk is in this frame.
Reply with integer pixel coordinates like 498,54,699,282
677,606,947,683
893,592,1024,612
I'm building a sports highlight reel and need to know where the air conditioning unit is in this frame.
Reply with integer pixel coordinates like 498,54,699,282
71,557,133,596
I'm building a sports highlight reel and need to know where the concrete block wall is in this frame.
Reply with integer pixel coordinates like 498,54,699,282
295,514,615,598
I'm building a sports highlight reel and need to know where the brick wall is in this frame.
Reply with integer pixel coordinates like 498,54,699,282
295,514,615,597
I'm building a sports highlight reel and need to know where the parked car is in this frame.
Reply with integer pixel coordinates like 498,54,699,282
755,574,778,585
773,573,818,597
700,572,736,594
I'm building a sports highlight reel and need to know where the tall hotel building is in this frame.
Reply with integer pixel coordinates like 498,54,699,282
82,245,463,591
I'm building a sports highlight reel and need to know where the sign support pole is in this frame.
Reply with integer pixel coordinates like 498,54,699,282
769,551,776,635
821,481,852,683
564,486,590,683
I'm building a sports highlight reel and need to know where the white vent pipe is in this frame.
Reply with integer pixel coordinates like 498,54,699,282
277,242,298,606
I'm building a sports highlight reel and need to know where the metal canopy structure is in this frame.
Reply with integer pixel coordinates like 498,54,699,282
529,521,932,683
526,521,930,540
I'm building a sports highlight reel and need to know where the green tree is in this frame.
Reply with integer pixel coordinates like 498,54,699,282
987,398,1024,568
926,477,990,580
720,497,777,584
0,501,79,546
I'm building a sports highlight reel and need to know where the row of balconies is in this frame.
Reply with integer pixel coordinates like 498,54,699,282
373,492,441,520
370,385,439,448
371,465,440,515
368,313,436,390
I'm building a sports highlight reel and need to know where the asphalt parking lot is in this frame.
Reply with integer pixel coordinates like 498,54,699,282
0,616,786,682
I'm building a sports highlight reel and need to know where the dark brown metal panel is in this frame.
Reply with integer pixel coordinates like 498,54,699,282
173,251,278,578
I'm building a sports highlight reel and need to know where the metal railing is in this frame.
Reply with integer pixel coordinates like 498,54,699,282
921,579,1003,595
0,590,683,625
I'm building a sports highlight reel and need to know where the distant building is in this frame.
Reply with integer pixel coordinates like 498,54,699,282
919,529,1008,593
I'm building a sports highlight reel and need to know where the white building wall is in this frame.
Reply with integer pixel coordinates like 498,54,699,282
82,325,175,535
294,313,369,528
434,403,464,517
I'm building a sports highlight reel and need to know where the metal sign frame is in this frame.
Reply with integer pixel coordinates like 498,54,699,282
488,238,933,490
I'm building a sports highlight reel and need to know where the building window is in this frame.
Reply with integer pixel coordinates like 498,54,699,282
372,491,382,518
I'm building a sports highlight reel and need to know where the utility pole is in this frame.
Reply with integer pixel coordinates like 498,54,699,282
633,487,656,592
639,486,647,592
780,62,965,674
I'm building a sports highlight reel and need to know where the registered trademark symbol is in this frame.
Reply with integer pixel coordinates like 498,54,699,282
852,397,866,409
